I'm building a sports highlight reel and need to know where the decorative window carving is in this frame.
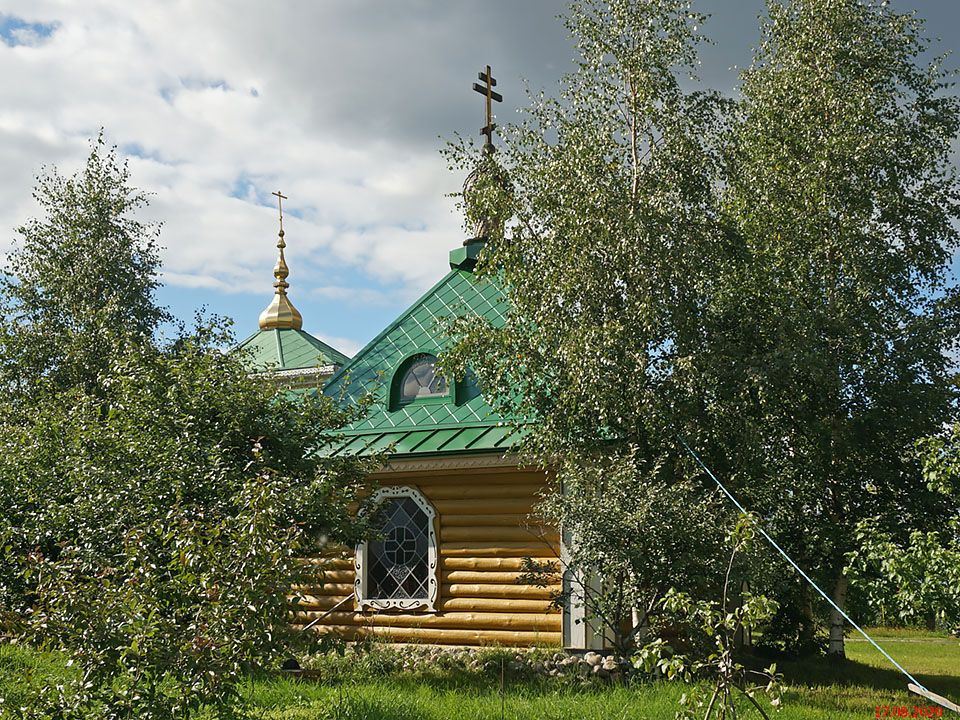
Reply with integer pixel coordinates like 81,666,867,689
354,486,438,612
398,354,448,403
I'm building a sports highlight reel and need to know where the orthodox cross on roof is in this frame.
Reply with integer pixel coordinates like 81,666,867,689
272,189,288,234
258,189,303,331
472,65,502,149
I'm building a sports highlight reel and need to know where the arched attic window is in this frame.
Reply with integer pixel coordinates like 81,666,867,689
389,353,481,410
392,353,449,407
354,486,438,612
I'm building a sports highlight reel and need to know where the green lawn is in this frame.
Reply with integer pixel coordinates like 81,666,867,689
1,628,957,719
241,628,959,719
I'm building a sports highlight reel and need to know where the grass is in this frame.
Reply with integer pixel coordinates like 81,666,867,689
237,627,959,719
771,627,960,719
243,627,960,719
243,679,686,720
0,642,75,713
0,627,956,719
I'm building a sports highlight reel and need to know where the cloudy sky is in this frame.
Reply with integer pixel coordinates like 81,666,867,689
1,1,958,357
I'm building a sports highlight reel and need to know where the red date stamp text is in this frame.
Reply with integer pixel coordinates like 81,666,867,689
875,706,942,718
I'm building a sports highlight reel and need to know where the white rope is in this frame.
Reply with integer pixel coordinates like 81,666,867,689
677,435,928,692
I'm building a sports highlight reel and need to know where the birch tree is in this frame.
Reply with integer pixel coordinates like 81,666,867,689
0,137,378,717
443,0,739,650
0,133,168,401
446,0,960,660
725,0,960,656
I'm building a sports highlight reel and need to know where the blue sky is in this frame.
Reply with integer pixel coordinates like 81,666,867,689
0,15,57,47
1,1,958,356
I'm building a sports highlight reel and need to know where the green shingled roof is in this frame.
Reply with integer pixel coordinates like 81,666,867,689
322,260,522,457
236,328,351,373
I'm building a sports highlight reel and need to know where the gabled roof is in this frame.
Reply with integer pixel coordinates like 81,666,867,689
236,327,351,373
322,263,524,457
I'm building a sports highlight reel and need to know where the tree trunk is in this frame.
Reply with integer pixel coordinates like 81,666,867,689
737,580,752,648
799,582,815,649
827,576,848,658
632,606,649,643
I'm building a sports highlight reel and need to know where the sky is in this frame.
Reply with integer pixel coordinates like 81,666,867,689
1,1,958,357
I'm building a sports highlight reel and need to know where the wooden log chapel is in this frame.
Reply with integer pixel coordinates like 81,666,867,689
235,67,602,650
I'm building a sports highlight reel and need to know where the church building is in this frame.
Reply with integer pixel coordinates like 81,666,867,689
237,70,601,650
236,191,350,388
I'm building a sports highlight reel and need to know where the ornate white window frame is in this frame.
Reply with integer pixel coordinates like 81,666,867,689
354,486,439,612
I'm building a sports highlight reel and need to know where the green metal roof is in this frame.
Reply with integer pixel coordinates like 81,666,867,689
324,424,527,458
235,327,351,373
322,261,522,457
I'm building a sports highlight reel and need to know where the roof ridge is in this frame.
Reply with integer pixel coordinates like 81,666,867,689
325,269,470,386
274,328,285,367
295,329,351,365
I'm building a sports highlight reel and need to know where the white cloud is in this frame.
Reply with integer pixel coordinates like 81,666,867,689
315,334,364,359
311,285,397,306
10,0,930,289
0,0,813,348
1,0,573,352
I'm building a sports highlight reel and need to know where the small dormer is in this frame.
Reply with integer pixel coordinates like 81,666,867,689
387,352,480,411
390,353,448,408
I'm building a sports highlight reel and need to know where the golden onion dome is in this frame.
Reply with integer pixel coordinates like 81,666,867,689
258,192,303,330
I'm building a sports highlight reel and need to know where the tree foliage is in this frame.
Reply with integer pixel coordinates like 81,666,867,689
644,516,784,720
0,133,169,400
723,0,960,655
847,426,960,634
444,0,960,659
0,138,376,718
0,330,375,719
443,0,736,651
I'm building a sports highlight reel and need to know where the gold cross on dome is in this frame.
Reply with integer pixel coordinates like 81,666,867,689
472,65,502,148
271,190,288,232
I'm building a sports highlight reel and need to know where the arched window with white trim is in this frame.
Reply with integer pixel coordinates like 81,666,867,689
355,486,438,611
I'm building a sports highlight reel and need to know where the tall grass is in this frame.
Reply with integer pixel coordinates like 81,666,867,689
1,628,956,719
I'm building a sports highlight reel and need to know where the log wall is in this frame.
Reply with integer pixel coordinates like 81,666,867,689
293,464,562,646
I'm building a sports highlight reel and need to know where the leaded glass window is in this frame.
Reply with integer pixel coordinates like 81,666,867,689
355,487,438,611
399,354,448,403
